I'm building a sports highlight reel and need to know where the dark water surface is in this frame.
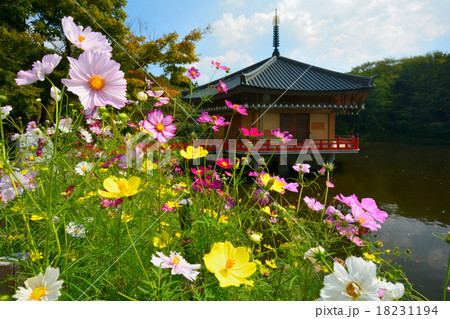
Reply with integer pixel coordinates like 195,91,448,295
330,140,450,300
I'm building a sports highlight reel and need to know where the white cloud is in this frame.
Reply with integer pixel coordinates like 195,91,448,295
206,0,450,73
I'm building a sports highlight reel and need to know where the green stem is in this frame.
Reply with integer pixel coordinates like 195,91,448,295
443,247,450,301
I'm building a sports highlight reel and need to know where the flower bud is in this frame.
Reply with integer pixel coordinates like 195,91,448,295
35,98,42,102
250,233,262,243
137,92,148,102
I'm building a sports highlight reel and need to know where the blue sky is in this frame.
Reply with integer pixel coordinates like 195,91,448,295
124,0,450,84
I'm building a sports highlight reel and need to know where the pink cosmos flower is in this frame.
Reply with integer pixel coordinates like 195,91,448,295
15,54,62,85
143,109,177,143
212,60,229,71
146,90,170,107
225,100,247,115
241,127,263,138
319,167,326,175
216,80,228,94
187,67,200,79
335,194,388,224
151,251,200,281
271,128,293,143
293,163,311,174
61,51,127,116
351,206,380,232
62,16,112,52
216,158,233,169
197,112,229,131
326,181,335,188
253,189,270,205
304,196,324,211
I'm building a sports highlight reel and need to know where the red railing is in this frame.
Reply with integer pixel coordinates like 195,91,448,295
199,136,359,152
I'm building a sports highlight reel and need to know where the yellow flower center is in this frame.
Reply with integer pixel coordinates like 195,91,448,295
117,181,127,191
172,257,180,265
358,217,365,224
212,115,217,122
78,36,86,42
89,75,105,91
221,161,228,166
30,287,46,301
155,123,165,132
81,166,87,171
191,71,196,75
225,258,235,270
345,281,362,299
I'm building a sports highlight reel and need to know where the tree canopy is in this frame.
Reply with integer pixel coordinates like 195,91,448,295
337,51,450,140
0,0,208,122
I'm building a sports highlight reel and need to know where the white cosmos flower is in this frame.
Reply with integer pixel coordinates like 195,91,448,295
379,280,405,301
304,246,325,264
74,161,93,175
151,251,201,281
320,256,380,301
66,222,86,238
13,266,64,301
79,128,93,143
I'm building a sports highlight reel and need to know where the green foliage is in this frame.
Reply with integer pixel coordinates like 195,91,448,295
337,52,450,139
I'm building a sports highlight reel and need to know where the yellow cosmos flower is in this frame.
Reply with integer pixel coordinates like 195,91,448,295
142,160,158,172
203,241,256,287
121,214,133,223
98,176,141,199
363,252,381,264
260,174,285,193
204,209,229,224
153,230,171,249
265,259,277,269
180,146,208,160
30,215,44,221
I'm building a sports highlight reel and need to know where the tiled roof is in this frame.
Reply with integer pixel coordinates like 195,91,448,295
183,55,375,100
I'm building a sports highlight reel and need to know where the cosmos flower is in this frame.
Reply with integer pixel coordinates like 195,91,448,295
180,146,208,160
153,230,171,249
66,222,86,238
13,266,64,301
216,80,228,94
187,67,200,79
241,127,264,138
203,241,256,287
61,51,127,116
260,173,285,193
146,90,170,106
252,189,270,205
143,109,177,144
304,196,325,211
225,100,247,115
293,163,310,174
74,161,94,176
304,246,326,264
62,16,112,52
320,256,380,301
211,60,229,72
151,251,201,281
15,54,62,85
98,176,141,199
197,112,229,131
271,128,293,143
216,158,233,169
1,105,12,119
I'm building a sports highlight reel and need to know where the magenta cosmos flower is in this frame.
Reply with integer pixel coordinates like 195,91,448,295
151,251,200,281
187,67,200,79
143,109,177,143
216,80,228,94
212,60,229,71
216,158,233,169
15,54,62,85
241,126,264,138
225,100,247,115
61,51,126,116
62,16,112,52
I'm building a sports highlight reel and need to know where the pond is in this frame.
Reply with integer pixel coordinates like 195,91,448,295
329,140,450,301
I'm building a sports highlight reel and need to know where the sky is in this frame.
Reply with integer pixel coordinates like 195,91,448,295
124,0,450,84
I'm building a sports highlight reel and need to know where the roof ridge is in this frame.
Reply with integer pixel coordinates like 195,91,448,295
276,56,375,84
241,55,278,84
